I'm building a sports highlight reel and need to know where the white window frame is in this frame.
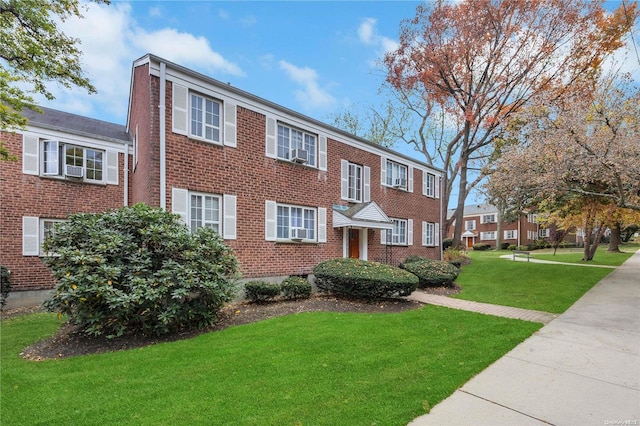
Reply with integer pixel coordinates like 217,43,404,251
189,192,222,234
465,220,476,231
504,230,517,240
528,213,538,224
40,218,66,256
481,231,496,240
276,123,317,167
539,229,550,238
276,203,316,242
385,159,408,189
424,173,435,197
423,222,435,246
190,92,222,144
40,140,105,183
481,214,497,224
390,218,408,246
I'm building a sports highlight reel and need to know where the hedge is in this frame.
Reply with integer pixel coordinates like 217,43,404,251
400,257,459,287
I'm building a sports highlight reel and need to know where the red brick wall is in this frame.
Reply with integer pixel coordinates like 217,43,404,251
159,78,440,278
128,63,160,206
0,130,126,290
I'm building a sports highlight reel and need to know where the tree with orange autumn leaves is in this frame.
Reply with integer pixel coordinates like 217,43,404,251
383,0,637,248
486,72,640,260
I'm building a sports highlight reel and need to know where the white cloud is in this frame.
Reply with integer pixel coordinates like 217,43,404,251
35,2,245,123
357,17,398,55
278,60,336,110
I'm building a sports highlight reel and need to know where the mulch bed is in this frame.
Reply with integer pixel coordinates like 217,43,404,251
3,285,460,361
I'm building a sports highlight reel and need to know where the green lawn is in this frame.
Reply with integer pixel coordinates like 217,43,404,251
530,243,638,266
1,308,540,425
453,245,636,313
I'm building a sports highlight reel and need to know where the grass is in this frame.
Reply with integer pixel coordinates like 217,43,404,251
530,242,638,266
453,245,636,313
1,308,540,425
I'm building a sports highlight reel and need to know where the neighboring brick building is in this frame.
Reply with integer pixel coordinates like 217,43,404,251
447,204,541,249
1,53,443,306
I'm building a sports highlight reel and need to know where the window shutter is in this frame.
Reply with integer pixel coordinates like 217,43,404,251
171,188,189,225
408,166,414,193
172,83,188,135
223,194,237,240
223,102,237,147
380,156,387,185
22,216,39,256
408,219,414,246
265,200,277,241
363,166,371,202
380,228,387,245
422,221,427,246
23,135,39,175
318,135,327,171
265,116,277,158
435,223,440,246
422,171,428,196
340,160,348,200
106,150,118,184
434,175,440,199
317,207,327,243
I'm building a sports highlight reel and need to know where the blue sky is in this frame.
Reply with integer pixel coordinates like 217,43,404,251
37,0,639,181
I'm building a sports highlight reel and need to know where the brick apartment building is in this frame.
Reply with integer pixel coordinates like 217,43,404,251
447,204,542,249
1,53,443,307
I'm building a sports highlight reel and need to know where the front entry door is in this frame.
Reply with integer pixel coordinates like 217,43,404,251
348,229,360,259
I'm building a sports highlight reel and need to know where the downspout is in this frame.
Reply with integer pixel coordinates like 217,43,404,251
439,174,443,260
124,144,129,206
159,61,167,210
518,216,521,247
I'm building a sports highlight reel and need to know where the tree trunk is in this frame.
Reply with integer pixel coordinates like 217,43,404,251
584,225,606,261
452,154,469,249
607,222,622,252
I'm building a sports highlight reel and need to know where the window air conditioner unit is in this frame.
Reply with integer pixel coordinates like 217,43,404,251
290,149,308,164
393,178,406,188
290,228,307,240
65,165,84,178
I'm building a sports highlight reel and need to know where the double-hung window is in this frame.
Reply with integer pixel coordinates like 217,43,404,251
189,193,221,234
391,219,407,245
42,140,104,183
347,163,363,201
504,230,517,239
539,229,550,238
386,160,408,188
481,214,496,224
424,173,435,197
481,231,496,240
277,123,316,167
191,93,221,143
424,222,435,246
40,218,66,256
465,220,476,231
276,204,316,241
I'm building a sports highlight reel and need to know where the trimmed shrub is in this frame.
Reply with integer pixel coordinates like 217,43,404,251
442,238,454,250
507,245,517,251
0,266,11,310
244,281,281,303
400,259,460,288
280,276,312,300
42,204,239,338
443,248,471,266
313,258,418,300
500,242,510,250
473,243,492,251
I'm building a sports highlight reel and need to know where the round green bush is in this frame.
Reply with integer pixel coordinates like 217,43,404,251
313,258,418,300
42,204,239,337
0,265,11,310
400,259,459,288
244,281,281,303
280,276,312,300
507,245,517,251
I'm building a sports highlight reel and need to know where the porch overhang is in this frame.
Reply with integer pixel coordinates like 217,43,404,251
462,230,476,238
332,202,393,230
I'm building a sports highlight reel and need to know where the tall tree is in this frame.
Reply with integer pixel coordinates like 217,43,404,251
0,0,108,147
486,73,640,260
384,0,637,247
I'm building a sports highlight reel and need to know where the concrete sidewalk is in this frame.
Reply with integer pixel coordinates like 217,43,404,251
409,250,640,426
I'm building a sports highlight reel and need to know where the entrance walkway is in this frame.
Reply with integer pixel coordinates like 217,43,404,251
408,291,557,324
409,250,640,425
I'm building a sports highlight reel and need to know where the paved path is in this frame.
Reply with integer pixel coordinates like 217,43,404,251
408,291,557,324
409,249,640,426
500,254,618,268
